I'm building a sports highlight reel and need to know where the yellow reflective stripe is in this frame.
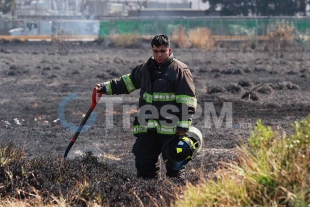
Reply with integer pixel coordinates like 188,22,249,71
133,120,177,135
147,120,158,128
104,81,112,95
176,95,197,108
143,92,153,103
177,148,182,153
153,93,176,102
177,121,192,129
122,74,136,93
133,125,147,134
182,137,196,149
143,92,176,103
157,124,176,135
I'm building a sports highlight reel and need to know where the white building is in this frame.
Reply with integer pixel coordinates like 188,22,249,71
146,0,209,10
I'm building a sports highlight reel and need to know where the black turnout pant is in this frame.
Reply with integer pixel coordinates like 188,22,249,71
132,130,185,179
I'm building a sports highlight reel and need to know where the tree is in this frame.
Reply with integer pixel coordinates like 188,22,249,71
206,0,255,16
0,0,16,15
204,0,309,16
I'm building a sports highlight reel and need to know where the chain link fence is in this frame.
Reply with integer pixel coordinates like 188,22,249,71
99,17,310,46
1,16,310,47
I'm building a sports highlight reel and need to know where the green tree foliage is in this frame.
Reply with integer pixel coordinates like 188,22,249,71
204,0,309,16
0,0,16,14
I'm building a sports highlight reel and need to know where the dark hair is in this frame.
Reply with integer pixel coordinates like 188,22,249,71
151,34,170,48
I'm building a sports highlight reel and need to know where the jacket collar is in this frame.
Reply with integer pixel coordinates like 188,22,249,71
149,53,174,69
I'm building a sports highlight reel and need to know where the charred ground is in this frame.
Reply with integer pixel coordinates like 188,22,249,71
0,41,310,205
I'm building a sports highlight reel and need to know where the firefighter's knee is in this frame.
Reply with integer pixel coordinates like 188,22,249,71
135,156,159,179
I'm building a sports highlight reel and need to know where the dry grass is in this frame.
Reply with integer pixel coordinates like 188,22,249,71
0,195,104,207
240,41,256,52
1,116,309,206
110,33,141,48
177,116,310,206
52,29,69,56
171,27,215,50
0,144,24,167
0,146,181,206
188,28,215,50
171,26,190,48
267,21,295,57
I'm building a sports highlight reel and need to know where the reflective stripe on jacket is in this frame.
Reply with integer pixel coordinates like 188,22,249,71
102,53,196,136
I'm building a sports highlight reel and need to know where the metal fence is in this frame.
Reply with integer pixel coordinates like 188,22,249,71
99,17,310,45
1,16,310,45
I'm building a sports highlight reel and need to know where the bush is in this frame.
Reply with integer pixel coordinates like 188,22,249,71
52,29,69,56
171,26,190,48
110,33,141,48
267,21,295,57
188,28,215,50
177,115,310,206
171,27,215,49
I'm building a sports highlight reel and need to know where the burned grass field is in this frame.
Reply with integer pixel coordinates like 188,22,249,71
0,145,182,206
0,40,310,206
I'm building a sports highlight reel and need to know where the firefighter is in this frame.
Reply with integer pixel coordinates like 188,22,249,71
95,34,197,180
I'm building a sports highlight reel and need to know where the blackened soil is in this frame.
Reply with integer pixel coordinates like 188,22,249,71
1,42,310,205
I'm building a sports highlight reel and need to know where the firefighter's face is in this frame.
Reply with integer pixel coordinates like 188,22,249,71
152,45,172,64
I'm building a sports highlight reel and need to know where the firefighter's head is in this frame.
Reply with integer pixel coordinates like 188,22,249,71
151,34,172,64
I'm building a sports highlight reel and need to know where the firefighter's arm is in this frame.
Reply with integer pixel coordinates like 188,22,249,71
175,69,197,132
96,66,141,95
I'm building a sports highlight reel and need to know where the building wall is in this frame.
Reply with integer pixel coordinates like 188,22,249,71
146,0,209,10
86,1,109,16
128,9,207,17
146,2,191,9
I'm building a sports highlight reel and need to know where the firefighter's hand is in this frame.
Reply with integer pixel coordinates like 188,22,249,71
95,83,103,93
177,129,187,136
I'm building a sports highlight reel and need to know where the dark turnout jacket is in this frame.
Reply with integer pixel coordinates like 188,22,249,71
102,53,197,136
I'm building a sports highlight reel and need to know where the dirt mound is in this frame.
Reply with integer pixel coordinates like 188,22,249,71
241,91,260,101
257,83,274,94
225,83,243,94
238,80,254,87
5,64,28,76
208,86,225,94
273,81,300,90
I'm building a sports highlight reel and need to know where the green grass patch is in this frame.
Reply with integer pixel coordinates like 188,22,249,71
177,115,310,206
